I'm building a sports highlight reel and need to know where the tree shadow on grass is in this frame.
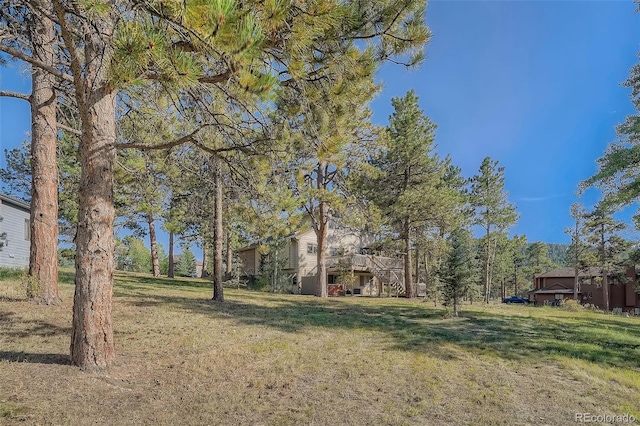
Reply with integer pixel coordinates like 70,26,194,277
115,288,640,370
0,311,72,340
0,295,27,302
0,351,69,365
114,272,210,290
0,312,71,366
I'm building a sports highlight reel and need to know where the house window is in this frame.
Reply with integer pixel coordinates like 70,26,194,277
328,274,337,284
307,243,317,254
554,294,563,300
24,219,30,241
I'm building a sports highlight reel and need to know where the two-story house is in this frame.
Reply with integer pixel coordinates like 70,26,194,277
530,266,640,312
237,221,405,296
0,193,30,268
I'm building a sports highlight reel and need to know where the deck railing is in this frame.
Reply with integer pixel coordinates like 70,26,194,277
326,253,403,271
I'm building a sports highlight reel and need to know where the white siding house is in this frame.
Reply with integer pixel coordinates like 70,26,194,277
0,194,30,268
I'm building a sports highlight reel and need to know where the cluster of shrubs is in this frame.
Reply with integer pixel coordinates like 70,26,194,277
558,298,582,312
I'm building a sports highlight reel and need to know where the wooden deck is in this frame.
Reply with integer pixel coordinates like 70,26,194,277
325,253,403,272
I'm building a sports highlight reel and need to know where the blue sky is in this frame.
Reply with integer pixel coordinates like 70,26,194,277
372,0,640,243
1,0,640,252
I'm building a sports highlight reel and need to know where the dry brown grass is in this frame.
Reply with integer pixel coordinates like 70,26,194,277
1,269,639,425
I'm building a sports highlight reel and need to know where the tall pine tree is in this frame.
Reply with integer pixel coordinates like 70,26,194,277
583,207,628,312
470,157,518,303
359,91,461,298
440,228,477,317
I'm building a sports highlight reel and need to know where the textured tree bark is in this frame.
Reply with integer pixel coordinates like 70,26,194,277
602,271,609,313
415,246,419,287
316,211,328,298
600,226,609,313
483,226,491,303
201,244,208,278
315,161,328,298
147,215,160,277
29,8,60,305
212,159,224,302
168,231,175,278
225,231,233,280
63,6,117,369
403,220,414,298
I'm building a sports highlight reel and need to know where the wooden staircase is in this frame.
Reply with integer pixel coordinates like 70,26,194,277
307,253,406,296
366,255,405,296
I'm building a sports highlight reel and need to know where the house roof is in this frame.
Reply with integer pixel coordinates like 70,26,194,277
530,282,576,294
237,229,309,252
0,193,30,210
532,288,576,294
534,267,603,279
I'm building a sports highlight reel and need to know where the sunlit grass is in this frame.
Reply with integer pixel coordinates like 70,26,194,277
0,269,639,425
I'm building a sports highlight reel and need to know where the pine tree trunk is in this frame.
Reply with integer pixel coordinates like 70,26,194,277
212,159,224,302
425,251,435,305
316,208,328,298
602,271,609,313
403,220,414,298
168,231,175,278
489,242,497,300
484,239,490,303
225,231,233,280
201,244,208,278
573,221,580,301
600,225,609,312
415,246,420,289
148,215,160,277
314,161,329,298
68,10,117,369
29,9,59,304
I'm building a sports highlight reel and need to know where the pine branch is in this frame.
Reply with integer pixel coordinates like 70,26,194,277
116,127,202,150
52,0,87,108
0,90,80,141
0,90,30,101
57,123,82,136
0,44,74,83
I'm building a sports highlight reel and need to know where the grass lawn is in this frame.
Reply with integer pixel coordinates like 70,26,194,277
1,269,639,425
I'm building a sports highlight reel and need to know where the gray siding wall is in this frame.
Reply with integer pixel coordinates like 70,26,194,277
0,199,30,268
